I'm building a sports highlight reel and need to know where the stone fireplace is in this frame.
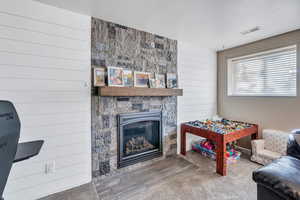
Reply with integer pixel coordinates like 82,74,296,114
91,17,178,179
118,111,163,168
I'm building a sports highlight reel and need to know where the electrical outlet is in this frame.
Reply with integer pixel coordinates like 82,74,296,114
45,161,56,174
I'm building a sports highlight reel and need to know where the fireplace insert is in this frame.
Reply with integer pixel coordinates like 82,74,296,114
117,111,163,168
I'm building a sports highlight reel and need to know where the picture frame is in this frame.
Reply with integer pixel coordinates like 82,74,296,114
148,73,155,80
134,71,149,88
155,74,166,88
123,69,133,87
93,67,106,87
166,73,178,88
149,78,156,88
107,66,124,87
148,73,156,88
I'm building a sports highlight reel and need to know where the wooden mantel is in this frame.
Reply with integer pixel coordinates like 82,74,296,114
96,87,183,97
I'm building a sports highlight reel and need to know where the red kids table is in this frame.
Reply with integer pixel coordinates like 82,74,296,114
180,119,258,176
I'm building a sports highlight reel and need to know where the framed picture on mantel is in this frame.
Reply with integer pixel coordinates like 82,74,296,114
134,71,149,88
93,67,106,87
166,73,177,88
107,66,124,87
155,74,166,88
123,69,133,87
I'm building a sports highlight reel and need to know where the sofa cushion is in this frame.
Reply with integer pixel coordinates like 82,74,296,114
263,129,289,155
253,156,300,200
251,149,282,166
258,149,281,160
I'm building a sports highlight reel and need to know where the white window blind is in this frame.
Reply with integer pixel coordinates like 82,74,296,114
227,45,297,96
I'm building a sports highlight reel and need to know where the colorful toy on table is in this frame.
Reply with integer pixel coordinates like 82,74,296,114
186,117,254,135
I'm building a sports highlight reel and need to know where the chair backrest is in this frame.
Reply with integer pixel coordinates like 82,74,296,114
0,101,20,198
263,129,289,155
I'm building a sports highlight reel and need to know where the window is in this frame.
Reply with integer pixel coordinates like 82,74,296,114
227,45,297,96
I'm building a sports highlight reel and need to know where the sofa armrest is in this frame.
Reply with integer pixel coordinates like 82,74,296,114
292,129,300,135
287,134,300,160
252,139,265,155
253,156,300,200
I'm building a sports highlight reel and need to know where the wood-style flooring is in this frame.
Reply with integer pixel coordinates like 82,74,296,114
41,152,260,200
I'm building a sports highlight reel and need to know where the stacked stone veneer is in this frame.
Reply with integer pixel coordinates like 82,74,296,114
91,17,178,179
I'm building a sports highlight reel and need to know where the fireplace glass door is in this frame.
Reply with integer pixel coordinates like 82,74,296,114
123,120,159,158
118,111,162,168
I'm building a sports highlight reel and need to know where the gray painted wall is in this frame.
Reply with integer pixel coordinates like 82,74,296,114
217,30,300,148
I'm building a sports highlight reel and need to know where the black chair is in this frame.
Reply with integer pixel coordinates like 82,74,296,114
253,130,300,200
0,101,43,200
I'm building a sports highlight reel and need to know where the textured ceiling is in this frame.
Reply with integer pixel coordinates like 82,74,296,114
35,0,300,50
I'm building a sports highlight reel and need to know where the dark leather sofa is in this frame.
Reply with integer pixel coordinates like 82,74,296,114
253,130,300,200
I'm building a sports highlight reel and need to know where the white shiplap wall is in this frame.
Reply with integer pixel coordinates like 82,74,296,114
177,42,217,152
0,0,91,199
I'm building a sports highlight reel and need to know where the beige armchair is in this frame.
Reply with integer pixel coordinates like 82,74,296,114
251,129,289,165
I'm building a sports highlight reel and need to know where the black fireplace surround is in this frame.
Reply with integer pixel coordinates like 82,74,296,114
117,111,163,168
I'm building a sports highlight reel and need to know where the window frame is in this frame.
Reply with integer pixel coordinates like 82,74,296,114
227,45,297,97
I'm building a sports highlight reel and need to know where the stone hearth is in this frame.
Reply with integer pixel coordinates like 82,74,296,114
91,17,178,179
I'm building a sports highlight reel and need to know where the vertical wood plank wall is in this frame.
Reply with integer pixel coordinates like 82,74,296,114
177,42,217,151
0,0,91,199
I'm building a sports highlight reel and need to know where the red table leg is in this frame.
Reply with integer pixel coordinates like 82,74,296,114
251,132,258,140
180,126,186,156
216,136,227,176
